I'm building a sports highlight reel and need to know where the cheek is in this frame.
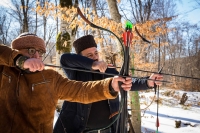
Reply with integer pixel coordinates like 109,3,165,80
96,54,99,59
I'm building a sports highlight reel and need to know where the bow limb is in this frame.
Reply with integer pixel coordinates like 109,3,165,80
77,7,125,58
135,26,151,43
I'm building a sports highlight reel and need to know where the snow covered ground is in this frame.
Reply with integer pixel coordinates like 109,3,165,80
54,87,200,133
140,87,200,133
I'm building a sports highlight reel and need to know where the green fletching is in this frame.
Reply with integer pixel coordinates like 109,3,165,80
125,21,133,29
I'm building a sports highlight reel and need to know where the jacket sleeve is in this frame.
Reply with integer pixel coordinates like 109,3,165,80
0,44,20,67
60,53,95,78
106,68,150,91
60,53,94,69
53,71,118,104
131,77,151,91
60,53,150,92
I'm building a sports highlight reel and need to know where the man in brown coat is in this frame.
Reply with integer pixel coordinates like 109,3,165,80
0,32,132,133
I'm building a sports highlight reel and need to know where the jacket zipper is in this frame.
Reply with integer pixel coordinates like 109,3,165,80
32,81,50,91
2,72,11,83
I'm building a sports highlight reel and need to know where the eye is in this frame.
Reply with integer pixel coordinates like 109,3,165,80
28,48,36,54
87,54,93,58
38,50,45,57
38,50,43,54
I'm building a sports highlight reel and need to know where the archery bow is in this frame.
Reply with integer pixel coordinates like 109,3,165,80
118,21,133,133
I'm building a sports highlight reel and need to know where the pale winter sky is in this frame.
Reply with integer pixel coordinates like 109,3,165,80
0,0,14,9
0,0,200,24
176,0,200,24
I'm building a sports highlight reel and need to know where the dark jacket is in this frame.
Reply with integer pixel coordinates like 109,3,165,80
0,44,117,133
54,53,150,133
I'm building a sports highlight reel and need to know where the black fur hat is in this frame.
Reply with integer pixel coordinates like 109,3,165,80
73,35,97,54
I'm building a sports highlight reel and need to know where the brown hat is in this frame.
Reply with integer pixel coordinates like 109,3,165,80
11,32,46,52
73,35,97,54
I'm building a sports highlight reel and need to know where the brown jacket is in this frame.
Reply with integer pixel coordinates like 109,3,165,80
0,44,117,133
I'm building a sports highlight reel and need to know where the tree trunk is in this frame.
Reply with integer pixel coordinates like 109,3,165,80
106,0,122,65
56,0,78,110
106,0,121,23
57,0,77,71
21,0,29,32
35,0,38,33
91,0,106,60
55,0,59,34
40,0,48,41
129,91,141,133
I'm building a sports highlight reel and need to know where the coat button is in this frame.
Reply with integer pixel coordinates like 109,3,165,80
81,117,84,120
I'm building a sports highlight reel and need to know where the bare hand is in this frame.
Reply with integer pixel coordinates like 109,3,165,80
147,73,163,87
23,58,44,72
92,61,107,73
111,76,132,92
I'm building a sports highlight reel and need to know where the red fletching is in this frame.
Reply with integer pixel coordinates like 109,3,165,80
122,31,133,47
156,118,160,127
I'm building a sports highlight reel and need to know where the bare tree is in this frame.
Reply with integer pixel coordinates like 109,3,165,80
55,0,59,34
9,0,36,33
35,0,39,33
40,0,51,41
0,7,12,45
20,0,29,32
130,0,154,23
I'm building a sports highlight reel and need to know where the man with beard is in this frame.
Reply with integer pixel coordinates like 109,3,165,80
54,35,163,133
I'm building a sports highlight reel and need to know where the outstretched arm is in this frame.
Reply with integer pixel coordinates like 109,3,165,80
147,73,163,87
131,74,163,91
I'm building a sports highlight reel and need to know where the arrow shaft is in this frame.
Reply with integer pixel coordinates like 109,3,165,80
45,64,171,83
108,66,200,80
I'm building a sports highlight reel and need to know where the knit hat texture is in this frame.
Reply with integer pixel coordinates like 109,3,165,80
73,35,97,54
11,32,46,52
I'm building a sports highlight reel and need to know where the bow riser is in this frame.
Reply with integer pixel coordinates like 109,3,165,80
119,21,134,133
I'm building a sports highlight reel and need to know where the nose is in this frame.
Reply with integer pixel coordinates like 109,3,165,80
32,51,40,58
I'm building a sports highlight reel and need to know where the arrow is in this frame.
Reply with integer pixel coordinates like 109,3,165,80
45,64,170,83
107,65,200,80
